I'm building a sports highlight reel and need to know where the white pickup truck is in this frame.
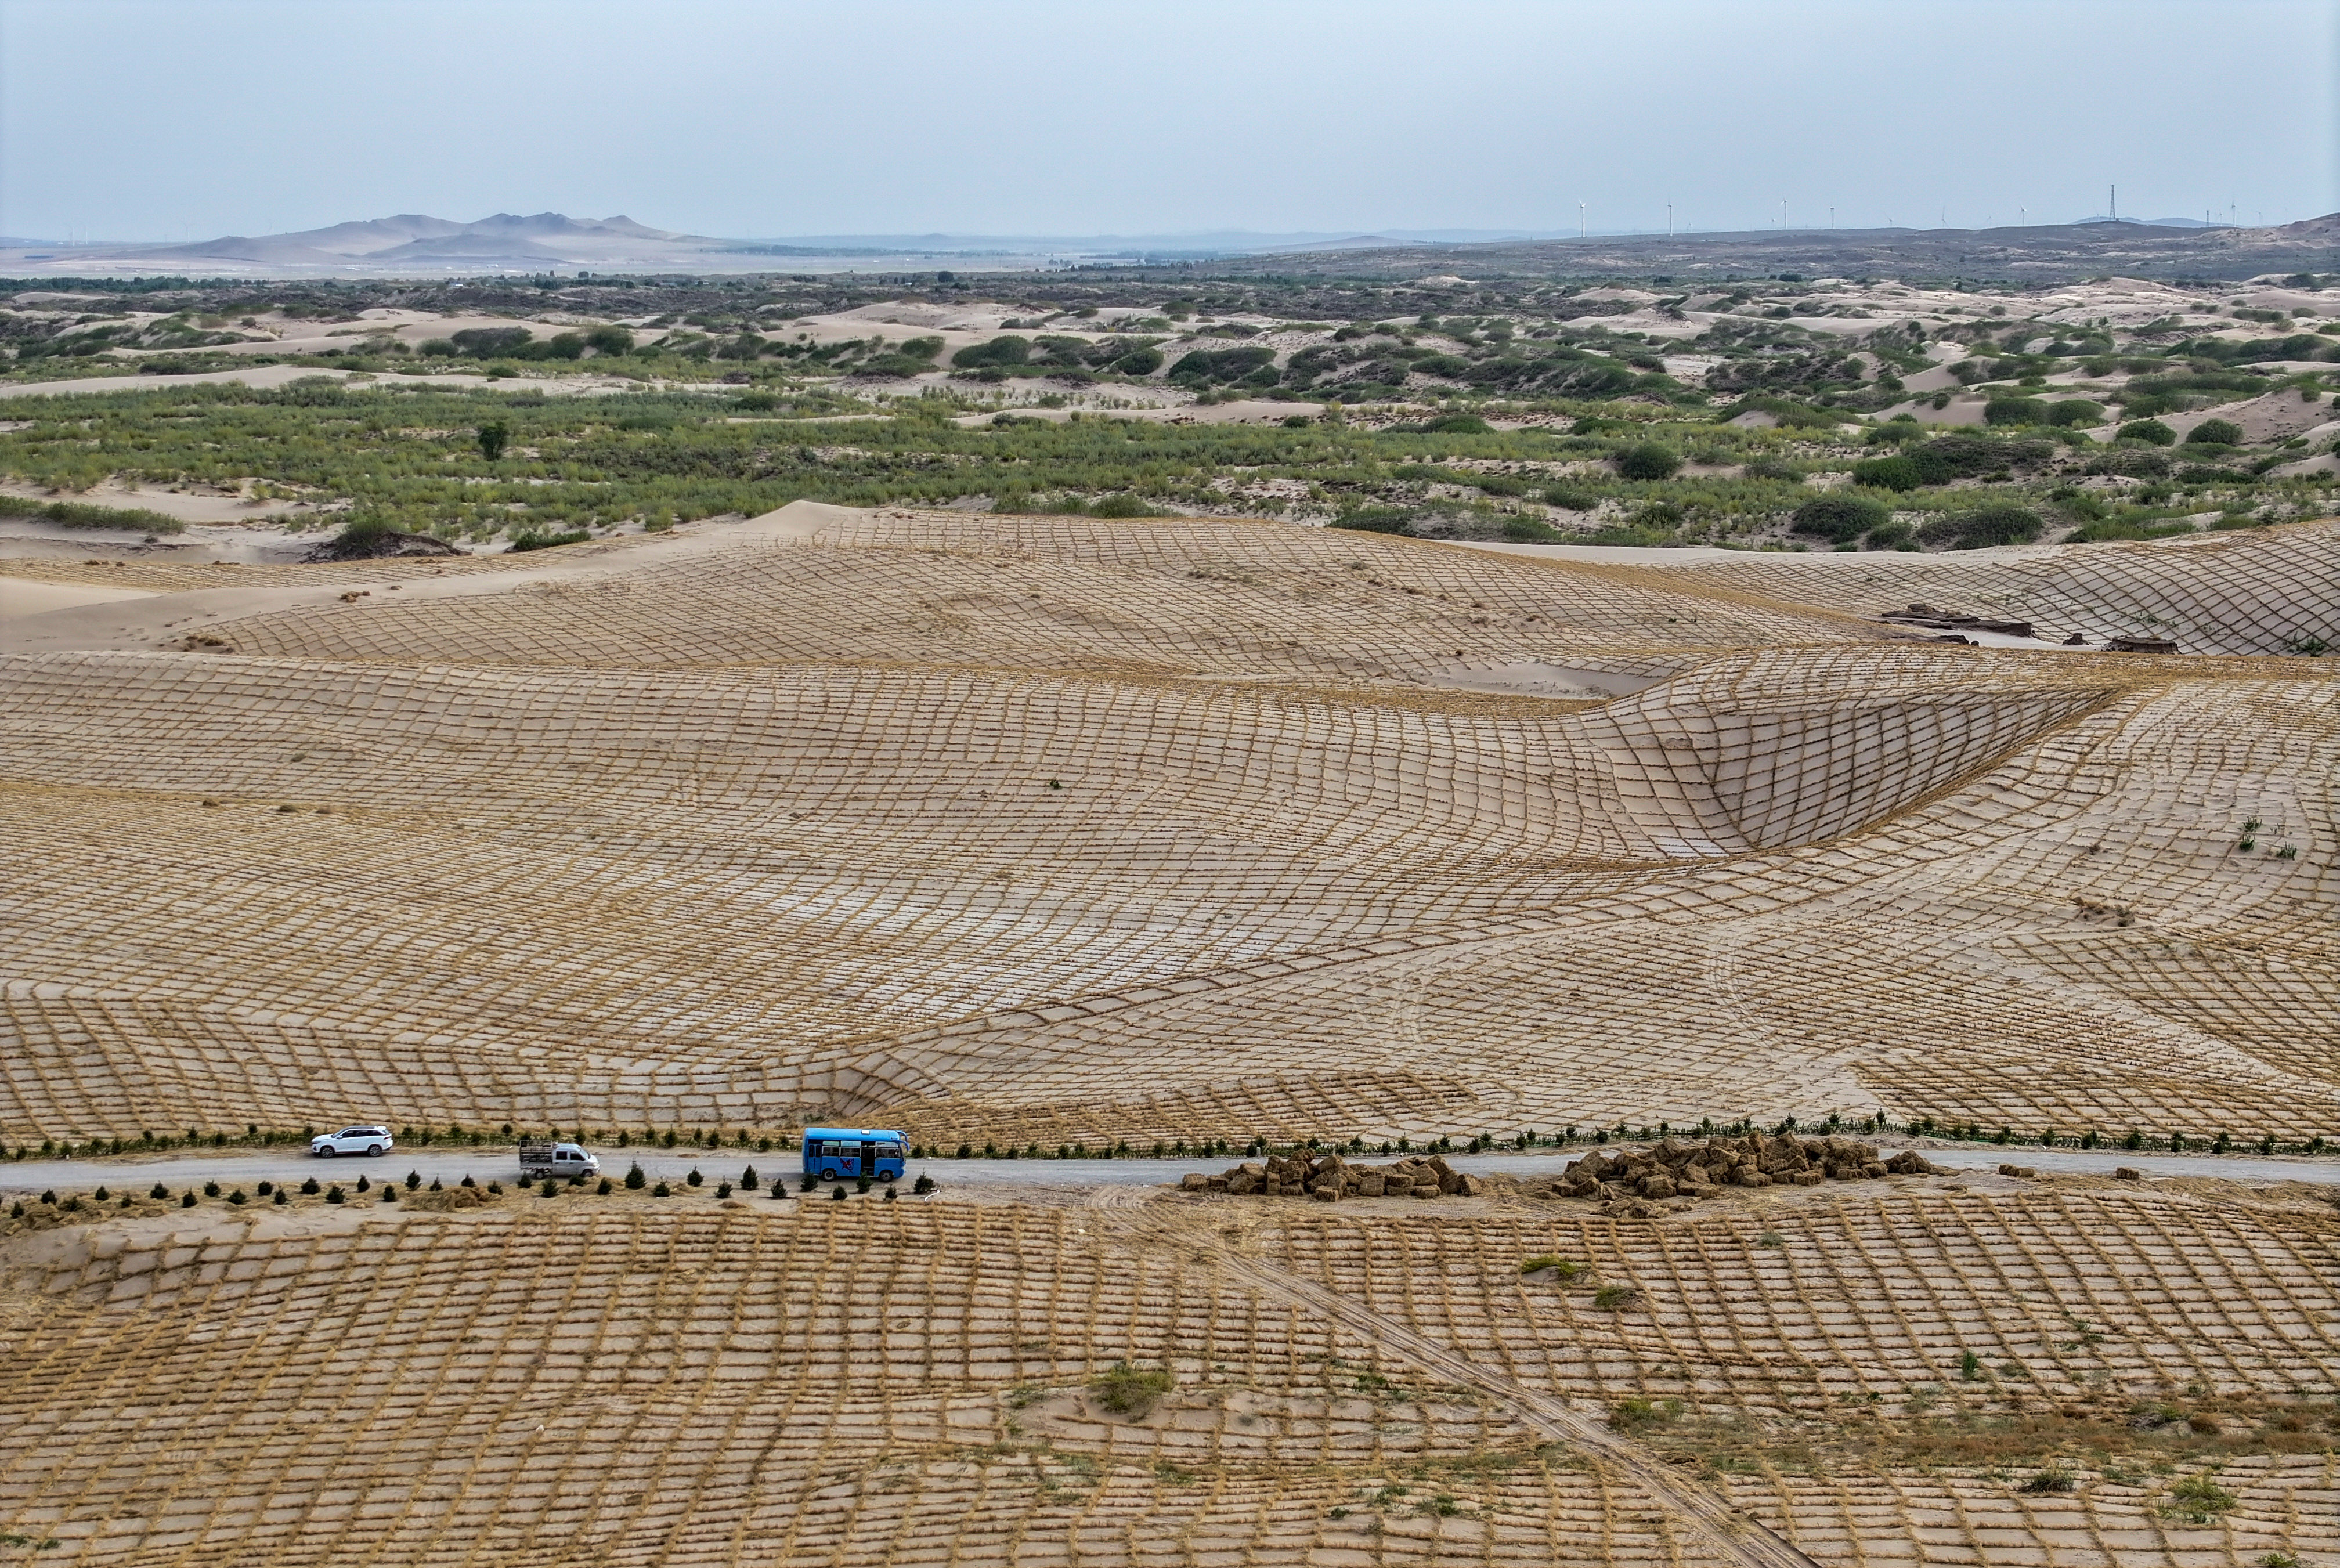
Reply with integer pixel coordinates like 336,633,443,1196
519,1140,600,1180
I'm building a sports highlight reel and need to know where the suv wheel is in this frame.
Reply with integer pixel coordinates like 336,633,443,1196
367,1144,385,1157
318,1147,337,1158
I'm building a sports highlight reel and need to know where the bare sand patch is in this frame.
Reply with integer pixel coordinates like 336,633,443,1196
1,479,301,525
0,577,156,616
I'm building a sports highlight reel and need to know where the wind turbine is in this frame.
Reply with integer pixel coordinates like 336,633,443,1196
1579,201,1586,239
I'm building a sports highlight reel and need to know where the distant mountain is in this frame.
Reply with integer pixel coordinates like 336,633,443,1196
13,213,707,273
8,211,2336,282
2,218,1557,276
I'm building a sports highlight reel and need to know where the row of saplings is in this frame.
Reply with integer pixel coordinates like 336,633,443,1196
1185,1134,1942,1204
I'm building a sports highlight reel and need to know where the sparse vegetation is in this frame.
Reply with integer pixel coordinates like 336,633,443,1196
2160,1471,2238,1522
0,493,185,533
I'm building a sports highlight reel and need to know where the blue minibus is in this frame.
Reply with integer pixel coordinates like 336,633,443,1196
802,1127,908,1183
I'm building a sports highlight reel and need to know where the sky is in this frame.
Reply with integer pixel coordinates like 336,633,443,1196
2,0,2334,243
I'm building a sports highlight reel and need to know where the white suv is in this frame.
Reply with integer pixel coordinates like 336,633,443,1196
311,1124,393,1158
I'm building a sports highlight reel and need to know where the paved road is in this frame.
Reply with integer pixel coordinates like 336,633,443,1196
5,1141,2334,1198
1890,1144,2340,1184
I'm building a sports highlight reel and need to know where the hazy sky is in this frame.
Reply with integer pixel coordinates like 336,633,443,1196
3,0,2334,241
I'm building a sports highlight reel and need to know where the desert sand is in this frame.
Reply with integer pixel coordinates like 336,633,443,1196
4,500,2338,1567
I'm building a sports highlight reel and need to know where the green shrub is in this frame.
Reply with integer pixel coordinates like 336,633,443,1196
2046,399,2106,427
1331,506,1414,534
477,421,508,461
952,335,1031,369
1421,413,1492,434
1168,345,1276,385
2021,1468,2076,1494
1518,1254,1582,1278
451,327,532,357
1092,1361,1175,1417
1790,494,1888,543
1544,486,1598,510
1613,442,1680,480
507,528,591,552
1592,1284,1643,1311
1909,433,2052,481
2160,1472,2237,1523
1113,346,1164,375
1086,493,1161,518
1865,519,1916,550
2069,517,2197,543
584,325,634,356
2118,418,2177,446
2186,418,2244,446
1851,454,1923,491
1983,396,2049,427
1921,505,2042,550
624,1161,645,1190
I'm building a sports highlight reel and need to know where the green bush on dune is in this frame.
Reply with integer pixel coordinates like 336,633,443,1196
1789,493,1888,543
1851,454,1923,491
1612,442,1680,480
1982,396,2048,427
951,335,1032,370
1920,504,2043,550
2186,418,2244,446
0,494,184,533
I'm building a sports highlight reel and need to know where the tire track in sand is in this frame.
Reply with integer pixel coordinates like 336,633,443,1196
1088,1184,1821,1568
